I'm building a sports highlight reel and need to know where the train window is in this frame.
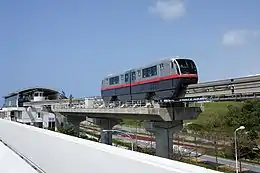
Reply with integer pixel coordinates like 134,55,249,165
159,63,164,69
152,66,157,76
142,68,147,78
142,68,148,78
120,74,124,80
188,60,197,72
131,71,136,81
137,70,141,76
109,76,119,85
116,76,119,84
176,59,197,74
109,78,113,85
142,65,157,78
125,73,129,82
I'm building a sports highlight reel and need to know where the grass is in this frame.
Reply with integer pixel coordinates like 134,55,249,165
120,119,144,127
186,101,242,126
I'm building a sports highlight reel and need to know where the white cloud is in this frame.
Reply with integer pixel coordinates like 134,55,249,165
148,0,186,21
222,29,260,46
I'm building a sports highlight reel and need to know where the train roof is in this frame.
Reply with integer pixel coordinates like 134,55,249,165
102,56,193,79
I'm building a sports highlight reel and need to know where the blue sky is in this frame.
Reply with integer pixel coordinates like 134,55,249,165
0,0,260,103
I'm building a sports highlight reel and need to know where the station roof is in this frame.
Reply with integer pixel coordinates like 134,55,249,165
3,87,61,98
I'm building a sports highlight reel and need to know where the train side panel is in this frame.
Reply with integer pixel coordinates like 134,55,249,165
116,71,132,102
101,77,111,103
155,60,180,99
101,76,117,102
131,63,160,100
131,59,180,100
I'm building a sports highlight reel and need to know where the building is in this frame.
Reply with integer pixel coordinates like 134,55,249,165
0,87,64,129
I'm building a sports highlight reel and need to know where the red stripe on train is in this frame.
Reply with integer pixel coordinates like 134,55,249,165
101,74,198,91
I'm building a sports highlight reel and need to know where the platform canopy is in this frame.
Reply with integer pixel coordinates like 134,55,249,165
3,86,61,98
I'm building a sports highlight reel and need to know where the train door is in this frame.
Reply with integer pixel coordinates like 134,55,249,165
130,68,144,101
159,62,172,77
159,63,164,76
101,78,109,98
115,71,131,102
130,70,137,101
125,70,131,84
125,70,132,100
131,70,136,83
136,69,141,81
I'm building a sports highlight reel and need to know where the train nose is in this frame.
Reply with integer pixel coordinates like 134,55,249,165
181,77,198,85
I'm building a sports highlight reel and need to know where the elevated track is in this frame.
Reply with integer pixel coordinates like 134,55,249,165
182,74,260,102
24,75,260,109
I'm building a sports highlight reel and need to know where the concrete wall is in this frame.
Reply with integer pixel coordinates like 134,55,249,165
0,119,222,173
42,112,55,128
22,108,42,123
1,107,55,128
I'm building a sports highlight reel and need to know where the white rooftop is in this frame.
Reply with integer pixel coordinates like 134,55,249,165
0,119,222,173
0,141,38,173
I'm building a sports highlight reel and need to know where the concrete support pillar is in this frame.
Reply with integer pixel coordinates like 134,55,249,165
66,116,86,136
54,112,67,131
54,113,86,137
94,118,119,145
145,120,183,159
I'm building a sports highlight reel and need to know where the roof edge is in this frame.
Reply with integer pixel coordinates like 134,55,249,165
3,86,61,98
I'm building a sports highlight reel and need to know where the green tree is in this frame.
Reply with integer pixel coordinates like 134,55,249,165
225,99,260,139
58,124,78,136
225,104,242,128
206,111,226,132
225,99,260,160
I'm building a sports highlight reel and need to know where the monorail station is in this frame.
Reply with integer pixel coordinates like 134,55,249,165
0,87,59,129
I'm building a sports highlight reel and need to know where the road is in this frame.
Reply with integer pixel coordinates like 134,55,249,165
200,155,260,173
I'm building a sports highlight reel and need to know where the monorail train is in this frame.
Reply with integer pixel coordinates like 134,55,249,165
101,57,198,104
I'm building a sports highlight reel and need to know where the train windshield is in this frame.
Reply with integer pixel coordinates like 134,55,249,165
176,59,197,74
